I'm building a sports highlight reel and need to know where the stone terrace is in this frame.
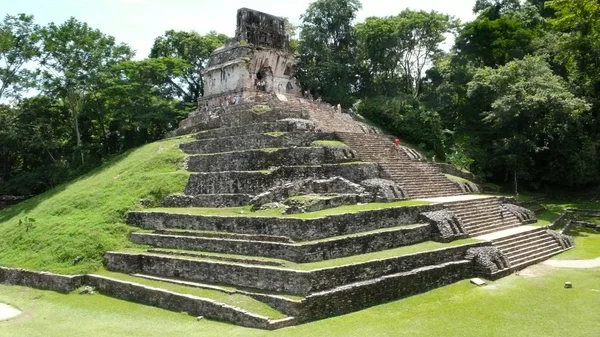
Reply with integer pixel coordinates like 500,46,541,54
95,7,573,329
94,96,572,328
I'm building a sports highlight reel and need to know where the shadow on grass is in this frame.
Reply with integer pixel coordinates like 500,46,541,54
565,226,600,238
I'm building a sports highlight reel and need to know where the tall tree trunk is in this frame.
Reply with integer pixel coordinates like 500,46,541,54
73,110,84,166
514,167,519,202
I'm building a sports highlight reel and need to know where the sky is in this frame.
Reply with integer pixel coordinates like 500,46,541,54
2,0,477,59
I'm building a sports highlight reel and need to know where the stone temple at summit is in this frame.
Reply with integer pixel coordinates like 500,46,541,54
79,8,575,329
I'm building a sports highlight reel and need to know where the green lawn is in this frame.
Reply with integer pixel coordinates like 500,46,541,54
0,136,193,274
554,227,600,260
149,200,431,219
2,264,599,337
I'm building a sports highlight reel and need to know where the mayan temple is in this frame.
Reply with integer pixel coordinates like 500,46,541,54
94,8,574,329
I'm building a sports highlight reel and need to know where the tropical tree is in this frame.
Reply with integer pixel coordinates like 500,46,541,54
40,17,133,165
467,56,592,190
297,0,362,107
0,14,41,101
149,30,228,104
356,10,457,98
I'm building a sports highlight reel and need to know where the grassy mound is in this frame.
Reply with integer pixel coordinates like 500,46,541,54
0,136,192,274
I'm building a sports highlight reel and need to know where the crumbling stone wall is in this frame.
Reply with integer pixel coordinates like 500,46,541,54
185,146,356,172
235,8,289,50
181,131,336,155
184,163,381,195
129,224,430,263
104,242,486,296
0,267,83,293
127,204,442,242
420,210,467,242
465,246,510,275
501,203,537,224
546,230,575,249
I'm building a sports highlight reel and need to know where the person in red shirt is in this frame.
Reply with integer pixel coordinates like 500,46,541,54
394,138,400,148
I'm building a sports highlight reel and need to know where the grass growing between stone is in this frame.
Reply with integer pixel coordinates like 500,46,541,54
144,238,479,271
94,269,286,319
0,136,193,274
149,200,431,219
2,264,599,337
310,140,346,147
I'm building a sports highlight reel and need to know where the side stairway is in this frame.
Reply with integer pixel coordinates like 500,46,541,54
337,133,463,198
491,227,570,274
444,197,522,236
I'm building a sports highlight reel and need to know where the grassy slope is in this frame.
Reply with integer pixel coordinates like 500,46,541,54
0,136,192,274
1,265,599,337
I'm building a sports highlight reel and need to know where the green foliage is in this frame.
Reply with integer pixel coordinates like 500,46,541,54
250,105,272,113
149,30,228,102
0,13,41,101
18,216,36,232
356,10,457,98
455,2,542,67
467,55,594,187
358,95,447,158
0,137,191,274
297,0,362,107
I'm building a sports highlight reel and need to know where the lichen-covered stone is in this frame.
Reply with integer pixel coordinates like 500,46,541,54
465,246,510,274
250,176,367,209
359,179,408,201
185,147,357,172
420,210,467,242
546,230,575,249
502,203,537,224
453,180,480,194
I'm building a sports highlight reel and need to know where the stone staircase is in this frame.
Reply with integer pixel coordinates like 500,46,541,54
444,197,522,237
338,133,463,198
97,95,573,328
492,227,568,274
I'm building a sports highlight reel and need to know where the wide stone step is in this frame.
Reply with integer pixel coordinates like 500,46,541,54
104,241,484,296
447,202,499,212
455,211,505,223
129,223,431,263
181,132,338,154
184,163,381,195
126,204,439,242
464,218,521,232
467,222,523,237
194,119,315,140
503,239,559,257
154,229,294,243
185,147,358,172
175,106,309,136
493,229,547,248
444,198,498,209
508,245,563,266
163,194,253,208
508,247,564,269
